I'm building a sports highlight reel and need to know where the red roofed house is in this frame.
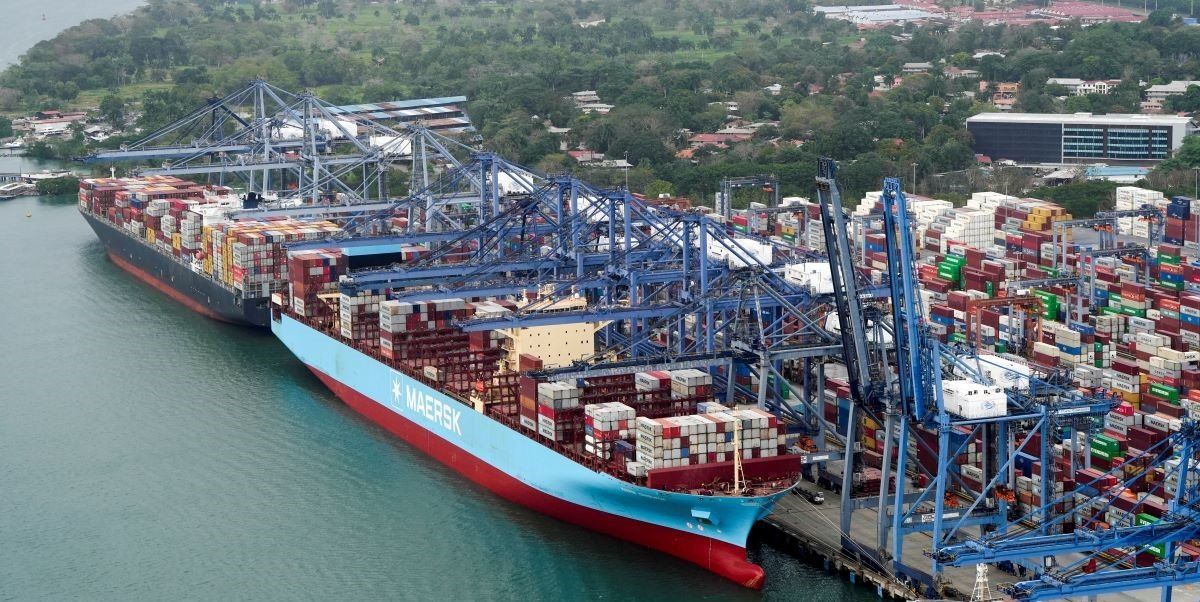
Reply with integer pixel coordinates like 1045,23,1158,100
687,132,752,148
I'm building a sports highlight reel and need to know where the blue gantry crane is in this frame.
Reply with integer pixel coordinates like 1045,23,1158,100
84,80,472,213
812,159,1200,600
292,152,852,433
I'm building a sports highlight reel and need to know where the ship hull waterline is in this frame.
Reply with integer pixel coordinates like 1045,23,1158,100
81,210,271,327
274,314,786,589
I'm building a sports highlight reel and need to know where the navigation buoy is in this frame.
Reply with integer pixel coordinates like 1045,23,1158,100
26,210,32,218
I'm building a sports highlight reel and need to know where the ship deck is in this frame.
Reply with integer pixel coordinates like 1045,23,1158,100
281,308,798,498
80,207,241,296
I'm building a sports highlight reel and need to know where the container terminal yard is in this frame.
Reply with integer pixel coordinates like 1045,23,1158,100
79,83,1200,601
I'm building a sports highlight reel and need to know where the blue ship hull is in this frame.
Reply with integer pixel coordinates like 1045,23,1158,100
271,313,790,587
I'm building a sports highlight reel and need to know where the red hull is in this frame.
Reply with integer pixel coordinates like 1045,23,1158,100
306,365,767,589
107,250,235,324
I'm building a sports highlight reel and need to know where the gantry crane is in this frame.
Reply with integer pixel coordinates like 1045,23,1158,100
814,160,1174,600
717,174,779,220
291,152,850,434
84,80,473,219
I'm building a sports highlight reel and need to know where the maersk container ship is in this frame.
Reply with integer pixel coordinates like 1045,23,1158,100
272,311,793,587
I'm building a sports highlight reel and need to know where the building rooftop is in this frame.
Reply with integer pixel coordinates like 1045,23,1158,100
326,97,473,132
1146,81,1200,95
814,4,903,14
856,9,934,21
966,112,1193,127
688,132,752,146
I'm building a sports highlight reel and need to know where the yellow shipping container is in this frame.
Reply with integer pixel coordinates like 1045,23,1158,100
172,233,181,250
146,228,156,243
862,416,880,431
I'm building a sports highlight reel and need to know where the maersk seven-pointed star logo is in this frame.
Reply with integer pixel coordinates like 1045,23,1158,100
388,369,463,435
391,372,404,410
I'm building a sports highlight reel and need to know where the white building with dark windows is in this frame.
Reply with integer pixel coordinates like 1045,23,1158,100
965,113,1194,164
1045,78,1123,96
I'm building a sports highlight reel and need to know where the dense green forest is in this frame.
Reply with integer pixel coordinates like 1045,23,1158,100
8,0,1200,205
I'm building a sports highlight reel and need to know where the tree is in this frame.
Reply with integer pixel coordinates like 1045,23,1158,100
1157,135,1200,171
175,66,210,85
1015,91,1055,113
1146,10,1173,27
1063,95,1093,113
780,99,836,140
536,153,571,174
99,95,125,127
1043,84,1069,97
645,179,675,198
36,176,80,196
1167,85,1200,112
1027,181,1118,217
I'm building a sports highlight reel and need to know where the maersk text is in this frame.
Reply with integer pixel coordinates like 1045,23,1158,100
406,385,463,436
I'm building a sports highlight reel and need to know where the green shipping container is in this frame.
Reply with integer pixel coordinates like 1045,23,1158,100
1092,434,1119,455
766,374,791,400
1138,509,1167,557
1100,307,1122,316
1032,289,1058,320
1091,447,1114,462
950,332,966,343
1159,253,1182,266
1120,307,1147,318
1149,383,1180,402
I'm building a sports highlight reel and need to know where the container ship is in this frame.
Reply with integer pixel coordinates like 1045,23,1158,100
78,176,342,327
267,238,807,588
